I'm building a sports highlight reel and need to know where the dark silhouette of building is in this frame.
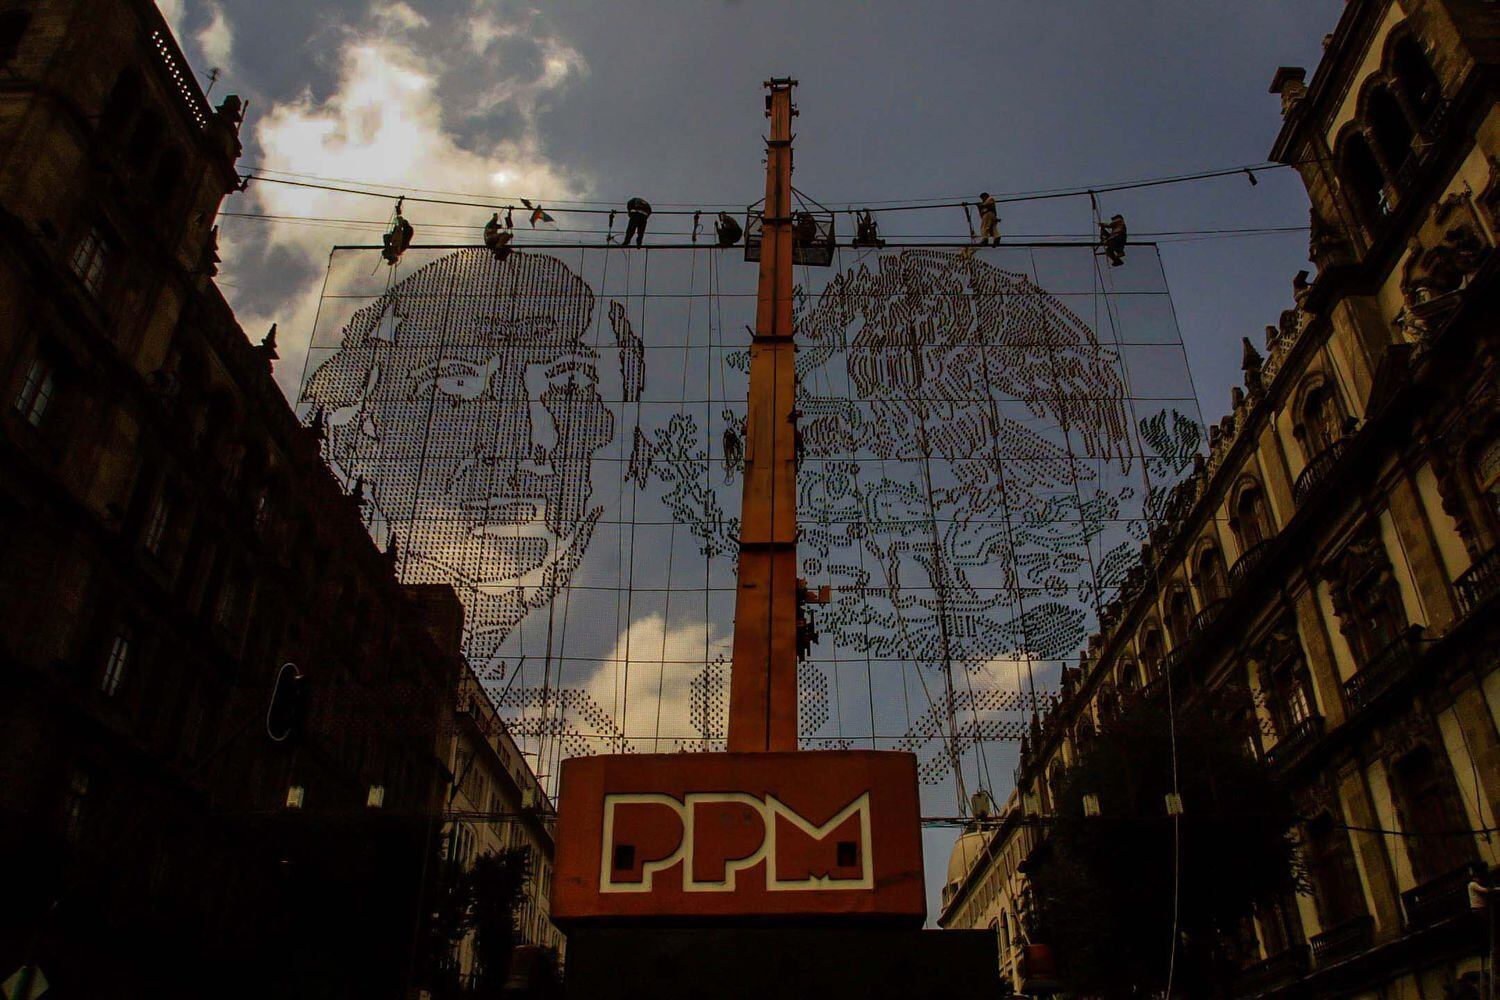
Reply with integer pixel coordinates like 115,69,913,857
0,2,466,996
942,3,1500,998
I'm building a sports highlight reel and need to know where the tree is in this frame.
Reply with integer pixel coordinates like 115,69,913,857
419,845,533,999
1027,691,1304,998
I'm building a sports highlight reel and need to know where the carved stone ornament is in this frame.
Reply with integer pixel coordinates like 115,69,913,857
1309,209,1354,269
1324,530,1392,624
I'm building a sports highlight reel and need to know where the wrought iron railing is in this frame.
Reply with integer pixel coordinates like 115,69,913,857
1159,646,1188,685
1229,540,1273,589
1342,635,1417,715
1265,714,1324,771
1456,544,1500,618
1401,865,1473,928
1190,599,1227,639
1309,914,1373,966
1233,945,1310,998
1293,439,1349,508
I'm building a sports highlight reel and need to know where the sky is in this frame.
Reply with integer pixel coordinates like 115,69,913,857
157,0,1344,923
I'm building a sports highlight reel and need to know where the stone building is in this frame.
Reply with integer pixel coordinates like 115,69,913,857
0,2,480,995
941,2,1500,997
441,664,563,987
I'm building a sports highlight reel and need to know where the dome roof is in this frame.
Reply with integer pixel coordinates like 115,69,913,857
943,829,989,900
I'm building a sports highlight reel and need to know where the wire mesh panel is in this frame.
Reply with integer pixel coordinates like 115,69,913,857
298,243,1201,815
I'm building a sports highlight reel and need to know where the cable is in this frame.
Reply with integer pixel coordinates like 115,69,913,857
232,157,1303,221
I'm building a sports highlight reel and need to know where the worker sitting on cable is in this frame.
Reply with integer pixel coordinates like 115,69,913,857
977,192,1000,246
853,209,885,249
715,211,743,248
382,208,414,266
483,212,513,262
794,211,819,248
1099,213,1128,266
623,197,652,247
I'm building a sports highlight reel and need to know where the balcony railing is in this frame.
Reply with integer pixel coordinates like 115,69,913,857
1293,439,1349,508
1342,635,1417,715
1233,945,1310,998
1229,540,1273,589
1456,544,1500,618
1159,646,1188,685
1401,866,1473,929
1265,714,1324,771
1309,914,1374,966
1190,599,1227,638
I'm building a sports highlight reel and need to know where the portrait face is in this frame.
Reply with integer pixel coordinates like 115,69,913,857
302,250,615,665
793,250,1133,666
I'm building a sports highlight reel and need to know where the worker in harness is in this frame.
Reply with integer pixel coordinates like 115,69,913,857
623,197,652,247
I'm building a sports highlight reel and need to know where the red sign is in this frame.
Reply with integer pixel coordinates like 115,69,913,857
551,751,925,924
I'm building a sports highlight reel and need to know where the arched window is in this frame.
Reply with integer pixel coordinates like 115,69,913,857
1197,546,1228,604
1300,382,1344,458
1118,661,1139,693
0,10,31,65
1368,86,1414,173
101,70,143,137
150,148,184,206
126,110,163,172
1234,485,1272,550
1341,132,1387,228
1473,434,1500,528
1166,589,1192,647
1391,35,1441,120
1140,629,1164,680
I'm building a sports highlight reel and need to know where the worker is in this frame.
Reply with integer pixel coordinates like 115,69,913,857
1099,214,1128,266
794,211,819,248
853,209,885,249
483,212,513,262
382,203,414,266
796,611,819,661
977,192,1000,246
715,211,743,248
623,196,651,247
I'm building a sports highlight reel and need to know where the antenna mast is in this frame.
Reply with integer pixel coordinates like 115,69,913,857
727,78,801,752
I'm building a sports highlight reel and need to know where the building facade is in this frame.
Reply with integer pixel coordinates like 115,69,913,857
0,2,503,996
941,2,1500,997
441,664,563,988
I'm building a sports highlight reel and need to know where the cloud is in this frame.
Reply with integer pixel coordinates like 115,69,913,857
579,613,731,749
156,0,185,33
195,2,233,69
216,2,587,398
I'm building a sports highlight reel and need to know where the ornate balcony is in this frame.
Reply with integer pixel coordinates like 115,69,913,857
1309,914,1374,966
1233,945,1310,998
1401,866,1473,929
1456,544,1500,618
1229,540,1273,589
1342,635,1417,715
1190,599,1227,639
1159,646,1188,686
1293,439,1349,508
1265,714,1324,771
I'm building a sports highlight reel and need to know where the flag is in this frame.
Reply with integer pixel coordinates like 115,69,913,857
521,198,556,228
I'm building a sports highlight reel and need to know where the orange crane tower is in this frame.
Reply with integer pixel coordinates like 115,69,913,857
726,78,801,752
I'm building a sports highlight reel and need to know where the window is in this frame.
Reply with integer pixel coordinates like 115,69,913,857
1235,485,1272,550
1368,86,1415,172
1197,547,1228,604
1306,812,1365,926
101,631,130,697
1341,133,1388,228
13,357,55,427
70,228,111,294
1391,35,1441,120
61,768,89,842
1301,384,1343,458
101,70,143,136
125,110,163,172
1390,746,1475,883
1141,629,1164,680
142,490,171,554
1346,572,1408,664
1166,589,1192,646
